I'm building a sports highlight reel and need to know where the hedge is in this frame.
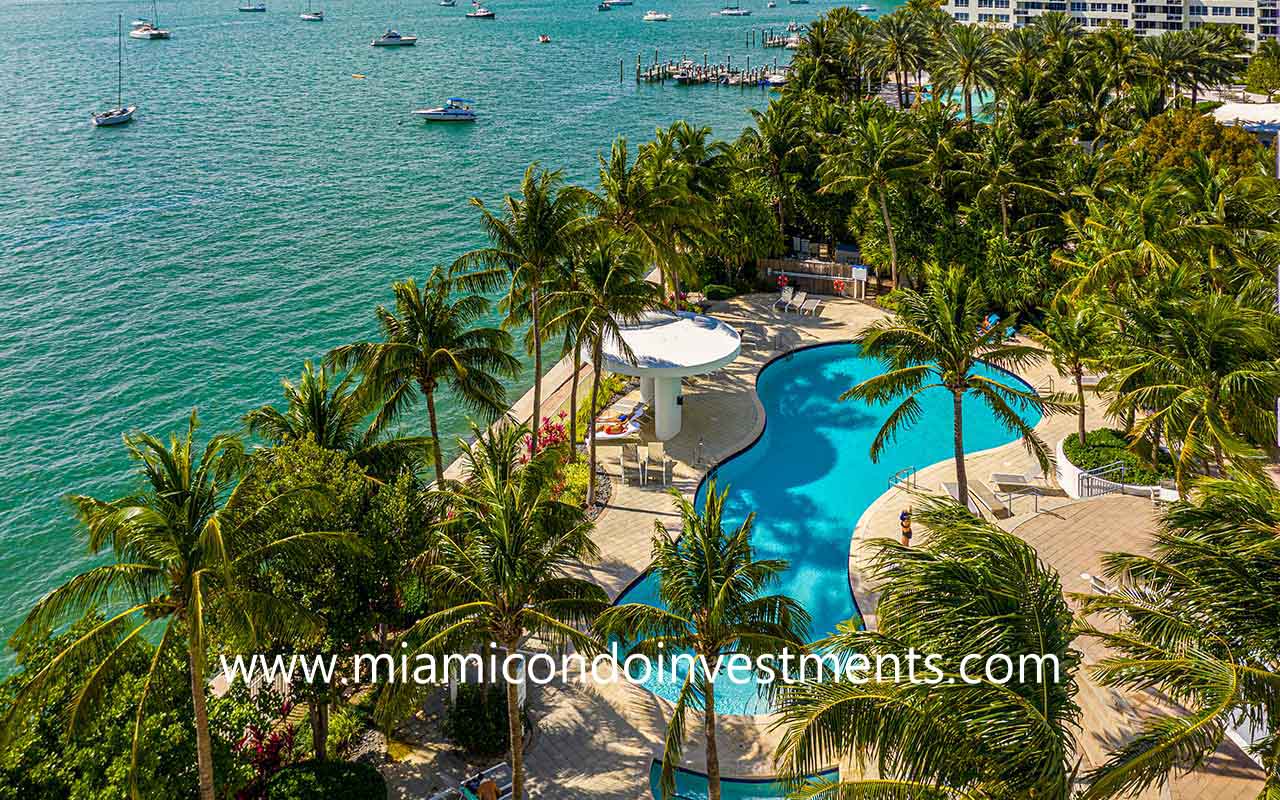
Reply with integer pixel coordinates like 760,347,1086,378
702,284,737,301
1061,428,1175,486
266,761,387,800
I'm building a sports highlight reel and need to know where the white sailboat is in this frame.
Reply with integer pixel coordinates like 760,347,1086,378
719,2,751,14
130,0,171,38
93,17,136,127
300,0,323,20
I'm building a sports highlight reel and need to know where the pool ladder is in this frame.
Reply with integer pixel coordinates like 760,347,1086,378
889,466,917,490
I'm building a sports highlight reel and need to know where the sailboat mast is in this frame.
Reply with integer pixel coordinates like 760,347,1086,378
116,14,123,108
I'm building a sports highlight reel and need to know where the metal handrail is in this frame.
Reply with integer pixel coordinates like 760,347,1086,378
1078,460,1128,498
889,466,917,490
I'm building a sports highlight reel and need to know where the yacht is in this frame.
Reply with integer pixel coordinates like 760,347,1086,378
719,3,751,14
538,33,551,42
605,0,633,6
129,1,170,37
413,97,477,122
238,3,267,11
371,29,418,44
94,17,136,127
642,9,671,20
465,5,495,17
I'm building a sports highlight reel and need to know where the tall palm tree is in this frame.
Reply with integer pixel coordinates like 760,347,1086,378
0,413,349,800
930,23,1004,124
1028,293,1108,446
1078,472,1280,798
543,235,664,506
740,96,809,234
596,481,810,800
956,120,1059,237
872,11,921,109
243,360,433,480
844,263,1059,502
327,268,520,485
380,422,609,800
456,163,585,452
818,104,921,287
773,498,1081,798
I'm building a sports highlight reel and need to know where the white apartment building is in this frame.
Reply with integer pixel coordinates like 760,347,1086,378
940,0,1277,46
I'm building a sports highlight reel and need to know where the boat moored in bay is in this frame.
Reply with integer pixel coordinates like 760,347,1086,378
413,97,477,122
372,29,417,44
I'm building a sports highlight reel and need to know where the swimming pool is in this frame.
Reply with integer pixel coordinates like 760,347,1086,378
615,343,1041,715
649,761,839,800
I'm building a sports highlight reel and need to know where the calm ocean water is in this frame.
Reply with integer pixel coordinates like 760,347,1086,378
0,0,893,666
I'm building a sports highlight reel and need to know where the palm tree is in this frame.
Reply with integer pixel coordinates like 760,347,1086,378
739,96,809,234
818,103,921,287
456,163,585,452
930,23,1004,124
872,11,921,109
956,120,1058,237
327,268,520,485
544,235,664,506
596,481,810,800
844,263,1059,502
773,498,1081,798
1028,294,1108,447
243,360,433,480
0,413,350,800
1078,472,1280,797
380,422,609,800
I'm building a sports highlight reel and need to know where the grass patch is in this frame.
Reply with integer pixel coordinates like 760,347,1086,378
1062,428,1175,485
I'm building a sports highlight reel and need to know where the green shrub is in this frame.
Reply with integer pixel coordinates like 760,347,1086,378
441,682,511,757
703,284,736,301
326,706,364,757
877,289,905,311
1062,428,1175,485
266,760,386,800
559,460,592,508
573,372,627,438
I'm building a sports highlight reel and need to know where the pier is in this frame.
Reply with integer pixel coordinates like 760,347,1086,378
623,26,806,88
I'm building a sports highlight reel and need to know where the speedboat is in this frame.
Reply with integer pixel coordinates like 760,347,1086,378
786,19,800,29
642,9,671,20
597,2,610,9
787,0,808,4
538,33,551,42
855,3,875,10
766,1,776,6
129,22,170,38
372,29,417,44
767,71,788,85
605,0,633,5
465,6,495,17
720,4,751,14
238,3,267,11
413,97,477,122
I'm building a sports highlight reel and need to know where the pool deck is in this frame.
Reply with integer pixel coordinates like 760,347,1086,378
384,292,1265,799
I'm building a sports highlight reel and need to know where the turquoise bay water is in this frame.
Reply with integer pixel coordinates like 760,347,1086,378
616,344,1040,714
649,761,839,799
0,0,846,665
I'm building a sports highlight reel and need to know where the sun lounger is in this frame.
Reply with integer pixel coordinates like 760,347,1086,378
620,444,643,485
969,481,1011,519
800,296,824,316
1151,481,1180,507
785,291,808,313
772,286,794,310
645,441,671,485
989,465,1046,491
588,421,640,443
943,482,982,516
1079,373,1104,389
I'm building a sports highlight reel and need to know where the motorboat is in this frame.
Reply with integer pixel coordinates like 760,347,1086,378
787,0,808,4
786,19,800,30
855,3,875,10
238,3,267,11
465,6,496,17
94,17,136,127
538,33,551,42
642,9,671,20
785,35,800,47
719,3,751,14
129,1,170,37
413,97,477,122
766,1,776,6
767,71,788,85
440,0,456,4
597,2,610,9
372,29,417,44
605,0,633,5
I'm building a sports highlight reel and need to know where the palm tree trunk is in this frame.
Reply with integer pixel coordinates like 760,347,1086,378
896,69,905,108
189,634,216,800
704,676,721,800
876,186,899,288
964,88,973,125
1074,369,1087,447
425,385,445,485
312,697,329,761
530,285,544,453
952,389,968,504
568,345,582,463
505,639,526,800
1000,198,1010,239
587,342,603,507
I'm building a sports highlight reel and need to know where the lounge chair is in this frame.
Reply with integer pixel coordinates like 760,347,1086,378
620,444,643,485
943,482,982,516
772,286,794,310
1079,373,1105,389
1151,480,1179,507
645,441,671,485
989,465,1046,492
785,291,808,313
589,420,640,443
969,481,1011,520
800,295,824,316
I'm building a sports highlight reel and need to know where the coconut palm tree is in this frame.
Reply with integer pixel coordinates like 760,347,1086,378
1078,471,1280,798
0,412,351,800
243,360,433,480
543,235,664,506
740,96,809,234
456,164,586,452
818,103,921,287
872,11,922,109
380,422,609,800
1028,293,1108,446
930,23,1005,124
955,119,1059,237
844,262,1059,502
596,481,810,800
327,268,520,485
773,498,1081,798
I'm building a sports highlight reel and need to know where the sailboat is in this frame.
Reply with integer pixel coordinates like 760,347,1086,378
130,0,171,37
719,1,751,14
300,0,323,20
93,16,136,126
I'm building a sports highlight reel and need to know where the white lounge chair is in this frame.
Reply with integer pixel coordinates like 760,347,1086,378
620,444,643,485
990,465,1046,491
943,481,982,516
800,296,824,316
1151,481,1180,507
969,481,1011,520
588,420,640,443
772,286,794,310
645,441,671,485
785,291,808,313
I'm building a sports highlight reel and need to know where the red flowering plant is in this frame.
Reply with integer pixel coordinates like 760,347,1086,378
234,698,300,800
523,412,576,499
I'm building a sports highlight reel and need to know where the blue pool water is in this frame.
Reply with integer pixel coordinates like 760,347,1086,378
649,761,838,800
616,343,1040,714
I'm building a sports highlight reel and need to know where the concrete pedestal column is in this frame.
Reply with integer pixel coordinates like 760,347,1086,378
653,376,682,441
640,376,655,404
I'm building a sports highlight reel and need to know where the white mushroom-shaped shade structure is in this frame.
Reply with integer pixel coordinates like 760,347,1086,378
601,310,741,440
